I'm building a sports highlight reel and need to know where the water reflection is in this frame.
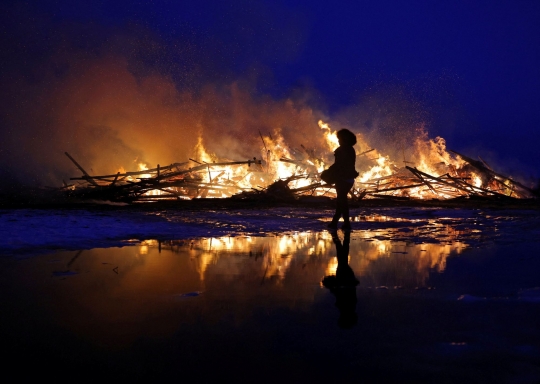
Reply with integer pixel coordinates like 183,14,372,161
158,232,336,284
322,231,359,329
155,232,467,289
351,213,489,245
8,232,469,347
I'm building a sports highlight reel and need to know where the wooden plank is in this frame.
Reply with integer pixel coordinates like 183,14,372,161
451,150,534,195
65,152,98,186
407,166,511,198
357,148,375,157
406,167,439,195
446,175,511,198
370,183,424,193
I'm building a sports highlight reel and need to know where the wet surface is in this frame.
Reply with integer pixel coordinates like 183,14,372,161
2,224,540,382
3,206,540,255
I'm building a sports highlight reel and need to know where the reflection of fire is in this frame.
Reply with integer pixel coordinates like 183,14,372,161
29,229,470,348
157,231,467,289
185,233,332,284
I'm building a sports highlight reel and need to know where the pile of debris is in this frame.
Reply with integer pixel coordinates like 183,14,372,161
62,152,263,202
354,150,536,201
235,149,537,201
61,149,537,203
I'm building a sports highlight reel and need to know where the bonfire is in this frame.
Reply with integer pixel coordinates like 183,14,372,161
62,121,537,202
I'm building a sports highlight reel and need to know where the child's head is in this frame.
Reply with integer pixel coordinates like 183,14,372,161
336,129,357,146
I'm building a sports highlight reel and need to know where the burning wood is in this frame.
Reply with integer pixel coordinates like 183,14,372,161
63,152,264,202
61,123,537,203
62,147,536,203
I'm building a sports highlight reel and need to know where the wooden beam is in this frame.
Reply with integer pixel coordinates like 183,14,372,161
65,152,98,186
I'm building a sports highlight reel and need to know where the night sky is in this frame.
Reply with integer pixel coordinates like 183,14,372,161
1,0,539,186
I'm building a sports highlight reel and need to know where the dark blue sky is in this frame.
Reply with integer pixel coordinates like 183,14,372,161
2,0,539,182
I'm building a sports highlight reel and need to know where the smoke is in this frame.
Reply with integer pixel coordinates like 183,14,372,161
330,84,429,163
0,51,331,186
0,1,441,190
0,1,313,187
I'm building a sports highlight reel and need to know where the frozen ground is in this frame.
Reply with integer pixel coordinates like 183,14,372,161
2,205,540,255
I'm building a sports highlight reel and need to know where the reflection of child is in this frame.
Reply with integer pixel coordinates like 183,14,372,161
322,231,359,329
328,129,358,230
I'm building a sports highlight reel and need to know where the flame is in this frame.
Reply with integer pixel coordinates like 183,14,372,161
318,120,339,151
359,155,394,183
138,162,151,178
89,119,529,200
194,136,216,164
472,173,482,188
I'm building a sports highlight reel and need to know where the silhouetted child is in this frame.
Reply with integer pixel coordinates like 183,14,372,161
327,129,358,230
